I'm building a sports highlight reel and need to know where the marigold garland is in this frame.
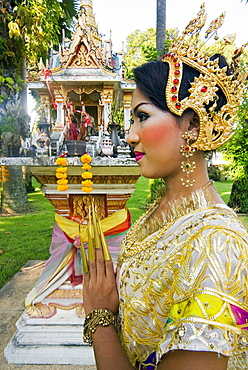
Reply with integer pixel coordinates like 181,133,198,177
0,166,9,183
57,179,68,185
56,157,67,166
81,180,93,187
82,171,93,179
82,163,91,171
56,167,67,173
56,172,67,179
82,186,93,193
55,158,68,191
80,154,93,193
57,184,68,191
80,154,92,164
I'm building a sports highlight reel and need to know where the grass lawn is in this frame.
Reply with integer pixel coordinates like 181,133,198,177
0,181,54,289
0,177,246,289
213,180,232,204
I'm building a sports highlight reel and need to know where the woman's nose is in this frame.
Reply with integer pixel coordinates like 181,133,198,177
127,125,139,146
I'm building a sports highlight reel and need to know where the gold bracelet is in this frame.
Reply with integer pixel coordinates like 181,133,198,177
83,308,118,345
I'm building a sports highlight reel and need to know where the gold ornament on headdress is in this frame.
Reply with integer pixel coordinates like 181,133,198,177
161,3,247,151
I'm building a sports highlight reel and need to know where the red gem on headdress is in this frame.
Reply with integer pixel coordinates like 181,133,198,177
175,102,181,109
172,95,177,101
234,49,239,55
174,70,180,76
173,57,178,62
173,79,179,85
174,63,180,68
184,146,190,151
171,86,177,93
201,86,208,93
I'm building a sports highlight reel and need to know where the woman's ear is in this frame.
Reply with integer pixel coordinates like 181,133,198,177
189,111,200,135
180,110,200,136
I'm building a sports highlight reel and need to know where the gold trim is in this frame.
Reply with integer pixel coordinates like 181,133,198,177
26,302,85,318
46,289,82,299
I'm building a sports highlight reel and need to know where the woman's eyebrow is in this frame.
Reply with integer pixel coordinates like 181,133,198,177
133,102,152,116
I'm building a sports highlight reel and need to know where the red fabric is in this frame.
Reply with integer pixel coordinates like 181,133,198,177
44,68,57,110
104,210,131,236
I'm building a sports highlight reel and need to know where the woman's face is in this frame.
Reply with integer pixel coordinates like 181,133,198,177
127,89,186,180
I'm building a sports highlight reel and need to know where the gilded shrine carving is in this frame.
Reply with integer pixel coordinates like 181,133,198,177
26,302,85,319
71,194,106,219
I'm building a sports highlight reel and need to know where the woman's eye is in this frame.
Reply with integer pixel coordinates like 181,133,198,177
137,112,149,122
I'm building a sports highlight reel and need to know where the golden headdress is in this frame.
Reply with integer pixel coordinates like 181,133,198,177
161,3,247,151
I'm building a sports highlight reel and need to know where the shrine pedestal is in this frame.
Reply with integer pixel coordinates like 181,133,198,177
31,162,140,217
4,157,140,365
4,299,95,365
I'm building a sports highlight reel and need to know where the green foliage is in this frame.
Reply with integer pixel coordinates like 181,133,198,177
207,164,229,182
221,94,248,212
0,114,16,135
59,0,80,40
0,112,30,138
146,178,166,206
111,92,124,126
0,0,79,68
228,175,248,212
223,95,248,176
0,70,22,104
123,28,156,78
0,37,20,70
123,28,176,79
7,0,63,65
141,44,159,62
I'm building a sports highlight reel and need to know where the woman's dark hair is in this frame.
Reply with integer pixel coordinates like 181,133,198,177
133,54,230,114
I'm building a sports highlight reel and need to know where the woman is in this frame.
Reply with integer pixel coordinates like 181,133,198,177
82,5,248,370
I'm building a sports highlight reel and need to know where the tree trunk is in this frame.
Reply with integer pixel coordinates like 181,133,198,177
23,166,34,193
20,56,28,119
156,0,166,57
1,166,30,214
0,56,31,213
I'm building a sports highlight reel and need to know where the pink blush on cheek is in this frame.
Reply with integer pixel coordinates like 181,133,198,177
142,124,170,144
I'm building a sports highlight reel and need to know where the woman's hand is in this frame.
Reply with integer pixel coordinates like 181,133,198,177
82,243,119,316
81,211,134,370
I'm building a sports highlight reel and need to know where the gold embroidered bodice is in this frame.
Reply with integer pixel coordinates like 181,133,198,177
117,191,248,369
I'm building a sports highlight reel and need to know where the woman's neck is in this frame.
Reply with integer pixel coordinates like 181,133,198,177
156,167,225,218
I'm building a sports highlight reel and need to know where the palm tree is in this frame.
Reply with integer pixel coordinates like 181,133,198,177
156,0,166,57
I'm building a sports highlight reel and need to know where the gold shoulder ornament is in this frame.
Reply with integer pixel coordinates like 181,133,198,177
161,2,247,151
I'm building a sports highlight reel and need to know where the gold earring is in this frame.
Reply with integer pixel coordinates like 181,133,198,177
180,131,197,187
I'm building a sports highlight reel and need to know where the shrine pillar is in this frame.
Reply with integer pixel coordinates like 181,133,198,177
101,86,114,131
123,92,132,131
54,89,64,126
39,93,51,124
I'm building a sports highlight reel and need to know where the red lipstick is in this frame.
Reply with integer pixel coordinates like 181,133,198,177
134,151,145,162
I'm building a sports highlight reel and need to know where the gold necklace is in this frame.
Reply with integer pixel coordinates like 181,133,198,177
117,181,214,266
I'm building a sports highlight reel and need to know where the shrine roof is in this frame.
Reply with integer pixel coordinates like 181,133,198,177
29,68,135,91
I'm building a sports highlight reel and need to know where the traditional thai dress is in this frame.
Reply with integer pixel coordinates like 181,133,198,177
117,190,248,369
